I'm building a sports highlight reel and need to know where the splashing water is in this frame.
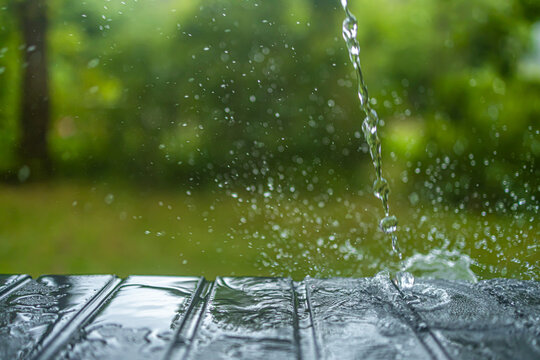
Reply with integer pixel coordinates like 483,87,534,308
340,0,413,290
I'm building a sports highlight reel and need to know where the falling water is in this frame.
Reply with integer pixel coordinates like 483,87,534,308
340,0,414,290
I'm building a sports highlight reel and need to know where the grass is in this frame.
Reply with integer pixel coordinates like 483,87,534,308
0,181,255,278
0,181,537,281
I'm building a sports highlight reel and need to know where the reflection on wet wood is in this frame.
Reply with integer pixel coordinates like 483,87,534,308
0,275,538,359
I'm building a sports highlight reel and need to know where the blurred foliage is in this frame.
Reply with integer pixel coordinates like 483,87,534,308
0,0,538,281
0,0,539,205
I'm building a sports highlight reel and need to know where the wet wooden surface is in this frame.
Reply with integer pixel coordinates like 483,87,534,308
0,274,538,359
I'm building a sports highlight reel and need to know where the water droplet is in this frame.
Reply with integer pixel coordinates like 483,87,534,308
373,178,389,200
380,215,397,234
395,271,414,291
104,193,114,205
87,58,100,68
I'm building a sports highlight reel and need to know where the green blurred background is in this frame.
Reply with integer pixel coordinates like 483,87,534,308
0,0,538,280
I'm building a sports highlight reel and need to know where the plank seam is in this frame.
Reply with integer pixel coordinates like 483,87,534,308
304,278,321,360
390,280,453,360
0,275,31,300
162,277,207,360
32,276,124,360
181,279,216,360
289,278,303,360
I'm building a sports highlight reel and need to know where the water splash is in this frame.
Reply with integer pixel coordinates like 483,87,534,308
339,0,412,289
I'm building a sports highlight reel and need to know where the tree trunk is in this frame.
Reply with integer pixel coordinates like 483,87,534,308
18,0,51,178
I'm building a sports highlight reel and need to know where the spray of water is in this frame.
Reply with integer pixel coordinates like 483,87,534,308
340,0,414,290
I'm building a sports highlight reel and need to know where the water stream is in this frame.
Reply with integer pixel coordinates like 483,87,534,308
340,0,414,290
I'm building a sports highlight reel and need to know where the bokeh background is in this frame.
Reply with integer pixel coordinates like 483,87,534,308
0,0,538,280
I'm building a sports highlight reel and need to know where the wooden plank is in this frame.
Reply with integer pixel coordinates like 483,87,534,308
0,275,117,359
52,276,203,360
303,276,439,360
1,274,539,359
410,279,540,360
181,277,299,360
